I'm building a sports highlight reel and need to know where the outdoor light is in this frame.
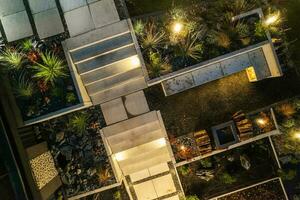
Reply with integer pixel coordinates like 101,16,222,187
157,138,167,147
265,11,280,26
180,145,186,151
115,152,125,161
172,22,183,34
294,132,300,140
130,56,141,67
256,118,266,126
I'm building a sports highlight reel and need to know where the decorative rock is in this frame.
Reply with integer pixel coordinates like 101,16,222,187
196,169,215,181
240,154,251,170
56,131,65,142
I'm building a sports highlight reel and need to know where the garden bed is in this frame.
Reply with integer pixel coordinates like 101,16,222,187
85,183,130,200
32,106,116,197
177,138,279,199
131,1,269,80
217,178,286,200
271,97,300,199
0,36,80,122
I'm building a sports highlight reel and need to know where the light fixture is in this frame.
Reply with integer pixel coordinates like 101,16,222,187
256,118,266,126
294,132,300,140
180,145,186,151
130,56,141,67
156,138,167,147
115,152,125,161
172,22,183,34
265,11,280,26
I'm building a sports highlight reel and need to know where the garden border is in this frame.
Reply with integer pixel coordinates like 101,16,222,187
208,177,288,200
130,8,282,86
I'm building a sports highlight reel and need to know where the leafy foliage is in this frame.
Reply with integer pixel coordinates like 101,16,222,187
148,51,171,78
219,172,237,184
140,22,166,52
13,72,35,98
0,48,25,70
134,20,145,36
69,113,88,134
32,52,67,86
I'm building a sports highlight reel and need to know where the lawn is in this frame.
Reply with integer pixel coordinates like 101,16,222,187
145,70,300,138
177,139,279,199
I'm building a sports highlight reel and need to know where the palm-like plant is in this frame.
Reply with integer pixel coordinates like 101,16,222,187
13,72,35,98
216,32,231,49
148,51,171,78
69,113,88,134
140,22,165,52
0,48,24,70
21,39,34,52
32,52,66,86
133,20,145,36
177,32,204,61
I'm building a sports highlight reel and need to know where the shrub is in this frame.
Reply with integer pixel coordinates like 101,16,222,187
113,191,121,200
69,113,88,134
279,169,297,181
219,172,237,184
140,22,165,52
200,158,212,168
13,73,35,98
148,51,171,78
0,48,25,70
32,52,67,86
134,20,145,36
178,165,191,176
66,93,77,104
216,32,231,49
185,195,200,200
21,39,34,52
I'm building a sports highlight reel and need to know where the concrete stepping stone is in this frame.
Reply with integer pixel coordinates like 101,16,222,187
100,98,128,125
28,0,56,14
0,0,25,17
124,91,149,116
59,0,87,12
1,11,33,42
33,8,64,39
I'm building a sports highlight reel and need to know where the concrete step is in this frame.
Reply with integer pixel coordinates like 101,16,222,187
90,76,146,105
86,67,143,95
76,44,137,74
65,20,130,50
81,56,140,85
71,32,133,63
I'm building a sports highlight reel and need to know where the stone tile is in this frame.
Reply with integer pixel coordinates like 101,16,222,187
152,174,176,197
34,8,64,39
162,73,195,96
134,180,157,200
100,98,128,125
89,0,119,28
124,91,149,116
148,163,169,176
28,0,56,14
59,0,87,12
0,0,25,17
130,169,150,182
1,11,33,42
87,0,98,4
64,6,94,37
220,53,251,76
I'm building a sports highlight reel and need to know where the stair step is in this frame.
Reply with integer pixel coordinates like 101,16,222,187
76,44,137,74
86,67,143,95
71,32,133,63
90,76,146,105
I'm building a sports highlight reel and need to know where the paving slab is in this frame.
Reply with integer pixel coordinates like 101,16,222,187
64,6,94,37
149,163,169,176
124,91,149,116
28,0,56,14
89,0,119,28
0,0,25,17
34,8,64,39
162,73,195,96
220,53,251,76
1,11,33,42
59,0,87,12
87,0,98,4
134,180,157,200
100,98,128,125
130,169,150,182
152,174,176,197
192,63,223,86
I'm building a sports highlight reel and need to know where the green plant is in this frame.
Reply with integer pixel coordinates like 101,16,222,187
235,21,250,39
32,52,67,86
255,22,267,38
148,51,171,78
13,73,35,98
66,92,77,103
21,39,34,52
69,113,88,134
279,169,297,181
219,172,237,184
140,23,165,52
184,195,200,200
51,87,64,98
113,191,121,200
282,118,295,129
178,165,191,176
176,32,204,62
216,32,231,49
0,48,24,70
134,20,145,36
169,8,187,21
200,158,212,168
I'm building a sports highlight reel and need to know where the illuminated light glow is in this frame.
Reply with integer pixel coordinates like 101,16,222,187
115,152,126,161
265,12,280,26
130,56,141,67
156,138,167,147
180,145,186,151
294,132,300,140
172,22,183,34
256,118,266,125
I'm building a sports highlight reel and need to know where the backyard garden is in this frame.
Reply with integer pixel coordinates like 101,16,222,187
0,36,79,121
271,97,300,200
177,138,279,199
128,0,282,79
31,106,115,198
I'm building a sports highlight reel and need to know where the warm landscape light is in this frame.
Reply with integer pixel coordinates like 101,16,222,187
115,152,125,161
294,132,300,140
130,56,141,67
265,12,280,26
180,145,186,151
256,118,266,125
172,22,183,34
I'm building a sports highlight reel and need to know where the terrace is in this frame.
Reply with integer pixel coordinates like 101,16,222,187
0,0,300,200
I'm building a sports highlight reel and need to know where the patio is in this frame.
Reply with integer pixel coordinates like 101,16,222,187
145,69,300,138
